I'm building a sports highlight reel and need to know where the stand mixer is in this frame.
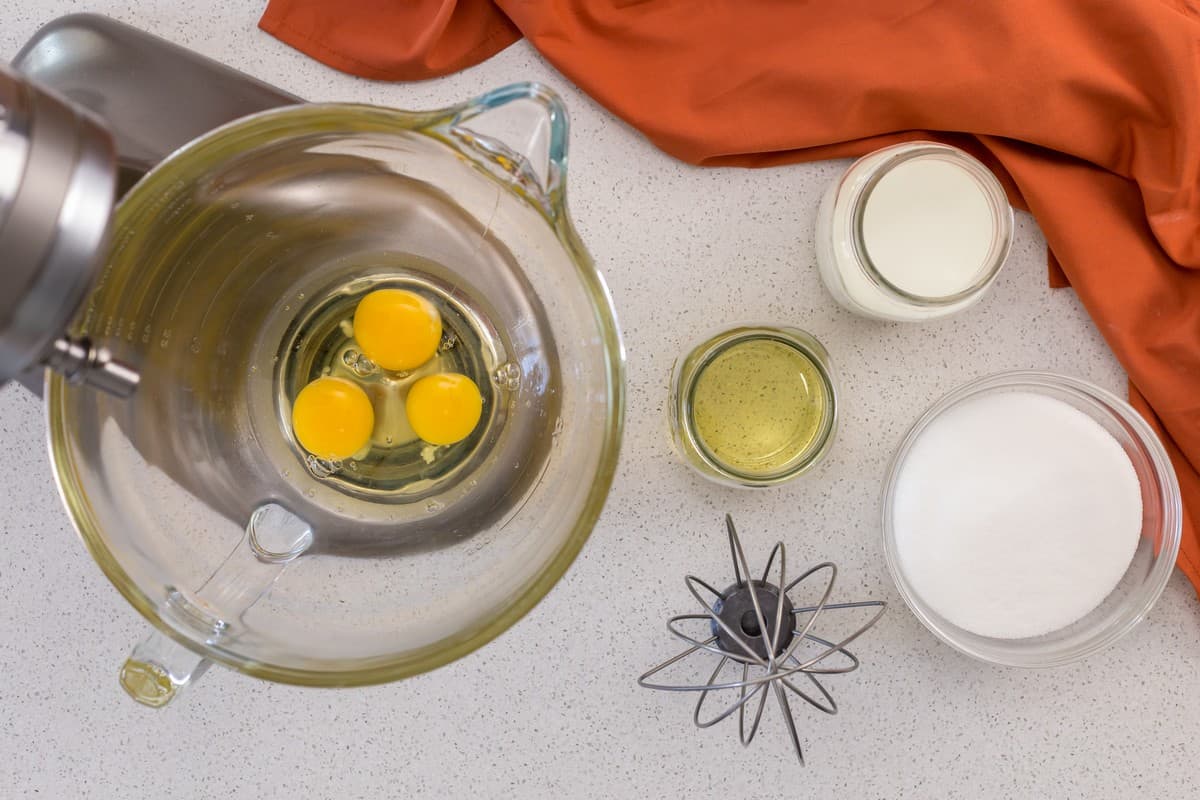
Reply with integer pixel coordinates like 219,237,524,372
0,58,133,395
2,14,303,396
3,15,624,706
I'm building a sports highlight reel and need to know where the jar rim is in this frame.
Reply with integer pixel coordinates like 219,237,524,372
847,142,1014,307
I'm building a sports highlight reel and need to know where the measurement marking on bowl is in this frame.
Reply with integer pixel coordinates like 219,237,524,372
150,216,226,324
477,190,501,243
205,242,290,352
498,452,553,532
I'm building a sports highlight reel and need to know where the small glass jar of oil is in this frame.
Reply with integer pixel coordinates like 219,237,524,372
670,326,837,487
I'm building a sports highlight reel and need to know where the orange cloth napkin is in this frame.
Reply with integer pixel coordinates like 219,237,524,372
260,0,1200,593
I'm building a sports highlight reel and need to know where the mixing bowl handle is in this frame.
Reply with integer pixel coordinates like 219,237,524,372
436,82,570,223
118,503,312,708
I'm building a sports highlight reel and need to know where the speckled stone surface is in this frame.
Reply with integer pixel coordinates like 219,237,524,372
2,3,1199,798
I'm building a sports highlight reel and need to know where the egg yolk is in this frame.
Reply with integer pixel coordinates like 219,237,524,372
353,289,442,372
405,373,483,446
291,376,375,460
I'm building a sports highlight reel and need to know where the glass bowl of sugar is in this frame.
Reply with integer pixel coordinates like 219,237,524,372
882,370,1181,667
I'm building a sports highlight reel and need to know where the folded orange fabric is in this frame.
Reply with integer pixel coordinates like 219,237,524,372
261,0,1200,593
259,0,519,81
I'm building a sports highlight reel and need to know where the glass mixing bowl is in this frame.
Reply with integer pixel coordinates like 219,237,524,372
881,371,1181,667
46,84,624,704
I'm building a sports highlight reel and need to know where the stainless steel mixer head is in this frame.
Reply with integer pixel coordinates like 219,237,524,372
638,515,886,764
0,61,136,396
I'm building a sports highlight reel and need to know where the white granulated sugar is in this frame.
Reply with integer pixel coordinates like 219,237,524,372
892,391,1143,639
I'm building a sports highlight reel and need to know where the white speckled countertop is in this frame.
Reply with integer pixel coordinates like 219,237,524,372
3,2,1199,797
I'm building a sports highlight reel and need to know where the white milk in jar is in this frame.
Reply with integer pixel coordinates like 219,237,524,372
815,142,1013,321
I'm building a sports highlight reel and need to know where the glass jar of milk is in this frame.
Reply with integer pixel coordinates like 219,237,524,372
815,142,1013,321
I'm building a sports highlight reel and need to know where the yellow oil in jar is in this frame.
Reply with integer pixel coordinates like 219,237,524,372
689,338,828,476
